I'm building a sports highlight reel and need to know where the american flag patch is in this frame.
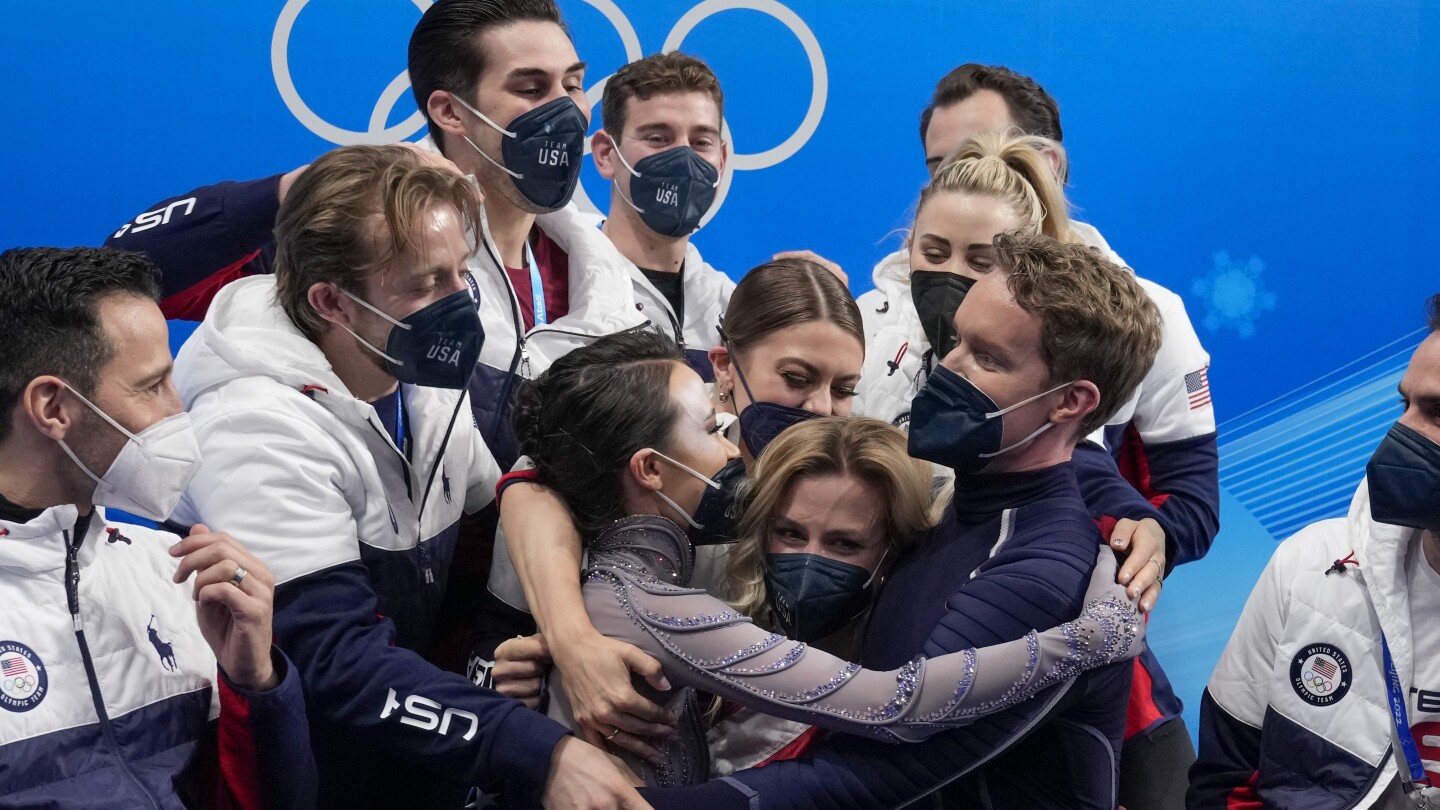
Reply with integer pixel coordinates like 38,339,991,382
1185,366,1211,410
1312,657,1337,679
1,657,27,676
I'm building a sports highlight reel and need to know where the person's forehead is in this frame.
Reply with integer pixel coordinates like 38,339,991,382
925,90,1015,156
915,191,1021,239
477,20,579,78
624,91,721,128
96,294,169,371
781,474,880,527
669,362,712,418
1401,332,1440,395
963,274,1041,343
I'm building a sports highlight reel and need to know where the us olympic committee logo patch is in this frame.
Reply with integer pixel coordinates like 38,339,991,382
0,641,48,712
1289,643,1352,707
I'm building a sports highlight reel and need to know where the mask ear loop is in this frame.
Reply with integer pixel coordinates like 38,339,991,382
976,380,1074,459
719,332,760,408
338,290,408,368
607,134,648,215
450,93,525,180
650,449,721,530
54,383,138,485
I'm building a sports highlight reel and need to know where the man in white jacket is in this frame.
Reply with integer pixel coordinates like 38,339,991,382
1189,296,1440,809
586,51,735,380
0,246,314,808
854,63,1219,809
169,145,648,809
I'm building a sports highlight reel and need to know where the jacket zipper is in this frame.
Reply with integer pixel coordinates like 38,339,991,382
65,523,163,810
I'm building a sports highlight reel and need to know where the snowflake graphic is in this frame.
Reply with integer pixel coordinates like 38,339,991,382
1192,250,1277,338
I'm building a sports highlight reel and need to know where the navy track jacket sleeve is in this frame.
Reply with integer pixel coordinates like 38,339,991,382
270,564,570,792
104,174,282,320
1073,439,1180,573
212,650,318,809
1114,427,1221,568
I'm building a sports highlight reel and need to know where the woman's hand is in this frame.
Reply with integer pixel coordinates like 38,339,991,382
1108,517,1166,613
550,629,677,764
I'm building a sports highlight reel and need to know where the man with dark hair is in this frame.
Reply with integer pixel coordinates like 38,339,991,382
645,232,1161,809
473,50,741,700
169,145,648,810
0,247,314,808
104,0,644,470
1190,295,1440,808
856,63,1221,808
918,63,1063,173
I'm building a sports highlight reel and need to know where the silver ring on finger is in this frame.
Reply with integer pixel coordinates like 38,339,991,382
230,564,249,588
606,727,622,741
1146,558,1163,574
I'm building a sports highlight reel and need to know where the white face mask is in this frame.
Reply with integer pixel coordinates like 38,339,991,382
55,384,201,521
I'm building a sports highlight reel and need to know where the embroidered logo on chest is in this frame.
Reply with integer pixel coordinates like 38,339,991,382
147,615,178,672
0,641,48,712
1290,643,1352,706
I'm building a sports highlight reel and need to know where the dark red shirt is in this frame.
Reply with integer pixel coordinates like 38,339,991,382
503,228,571,331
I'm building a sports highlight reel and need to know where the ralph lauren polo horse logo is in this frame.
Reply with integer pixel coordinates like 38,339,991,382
147,616,177,672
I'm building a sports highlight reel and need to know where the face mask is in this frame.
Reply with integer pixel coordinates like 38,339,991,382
726,344,821,459
340,288,484,390
909,270,976,360
56,385,201,521
652,452,745,546
764,551,884,643
612,141,720,238
453,94,586,211
1366,422,1440,530
908,365,1072,475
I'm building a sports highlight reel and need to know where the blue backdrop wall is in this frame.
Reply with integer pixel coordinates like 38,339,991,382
3,0,1438,742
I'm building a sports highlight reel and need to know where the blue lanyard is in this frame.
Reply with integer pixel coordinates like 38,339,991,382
392,387,408,459
525,242,548,327
1381,635,1432,790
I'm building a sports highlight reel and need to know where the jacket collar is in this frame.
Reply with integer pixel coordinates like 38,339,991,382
0,503,96,573
1348,477,1423,688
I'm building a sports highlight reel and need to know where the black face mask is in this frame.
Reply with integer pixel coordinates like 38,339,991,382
342,288,484,390
1367,422,1440,530
764,552,881,643
910,270,976,361
653,453,746,546
457,95,587,211
613,143,720,238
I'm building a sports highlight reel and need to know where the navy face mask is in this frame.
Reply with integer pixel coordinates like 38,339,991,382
341,288,484,389
908,365,1071,475
612,142,720,238
455,95,587,211
909,270,976,361
764,552,882,643
653,453,746,546
726,343,821,459
1366,422,1440,530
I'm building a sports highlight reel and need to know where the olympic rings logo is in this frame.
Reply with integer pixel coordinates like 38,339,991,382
2,675,36,694
1302,670,1332,693
271,0,827,225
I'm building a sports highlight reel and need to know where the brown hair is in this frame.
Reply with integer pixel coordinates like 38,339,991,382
723,258,863,357
602,51,724,139
273,144,483,341
919,64,1062,146
995,232,1162,435
725,417,938,624
918,129,1073,243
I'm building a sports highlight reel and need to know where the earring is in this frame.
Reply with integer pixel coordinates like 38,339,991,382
718,390,730,403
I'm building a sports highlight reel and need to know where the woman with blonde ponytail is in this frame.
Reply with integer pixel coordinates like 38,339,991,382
855,128,1079,427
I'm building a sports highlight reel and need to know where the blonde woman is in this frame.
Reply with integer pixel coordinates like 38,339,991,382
709,416,946,773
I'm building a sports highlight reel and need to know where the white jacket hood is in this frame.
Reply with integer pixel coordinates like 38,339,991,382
174,274,351,403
